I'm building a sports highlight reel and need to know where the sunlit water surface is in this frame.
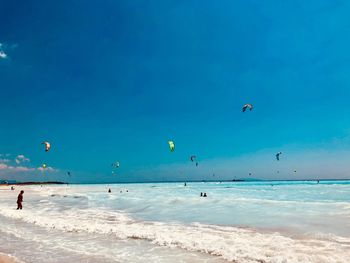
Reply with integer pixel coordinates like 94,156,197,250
1,181,350,262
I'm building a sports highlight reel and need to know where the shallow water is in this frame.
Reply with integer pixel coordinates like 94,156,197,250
1,181,350,262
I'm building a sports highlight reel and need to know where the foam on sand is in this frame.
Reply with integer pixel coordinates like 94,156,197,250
0,204,349,263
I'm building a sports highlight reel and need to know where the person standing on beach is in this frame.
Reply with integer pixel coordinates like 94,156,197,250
17,190,24,210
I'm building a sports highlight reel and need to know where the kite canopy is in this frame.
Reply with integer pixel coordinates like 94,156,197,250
242,104,253,112
190,155,199,166
111,161,120,168
276,152,282,161
168,141,175,152
42,141,51,152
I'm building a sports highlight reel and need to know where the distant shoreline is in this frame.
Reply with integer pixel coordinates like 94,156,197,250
90,178,350,184
1,179,350,186
0,181,66,186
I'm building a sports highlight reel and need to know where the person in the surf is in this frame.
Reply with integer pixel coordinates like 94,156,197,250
108,188,111,193
17,190,24,210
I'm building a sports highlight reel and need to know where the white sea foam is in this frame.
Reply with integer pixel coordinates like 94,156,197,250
0,203,349,263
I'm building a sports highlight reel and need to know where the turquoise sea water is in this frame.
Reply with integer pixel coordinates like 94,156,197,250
0,180,350,262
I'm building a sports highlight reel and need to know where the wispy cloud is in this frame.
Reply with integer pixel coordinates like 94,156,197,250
15,154,30,164
0,163,9,170
0,51,7,59
0,153,57,174
0,42,17,59
0,43,7,59
0,163,35,172
37,166,56,172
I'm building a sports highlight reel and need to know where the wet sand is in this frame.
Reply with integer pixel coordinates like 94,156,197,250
0,253,20,263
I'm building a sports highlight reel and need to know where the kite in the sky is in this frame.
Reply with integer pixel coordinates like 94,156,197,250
168,141,175,152
242,104,253,112
276,152,282,161
111,161,120,168
42,142,51,152
190,155,199,166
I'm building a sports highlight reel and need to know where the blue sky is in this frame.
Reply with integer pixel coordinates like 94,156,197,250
1,0,350,182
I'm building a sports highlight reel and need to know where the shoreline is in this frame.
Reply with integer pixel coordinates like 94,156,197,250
1,179,350,186
0,182,66,186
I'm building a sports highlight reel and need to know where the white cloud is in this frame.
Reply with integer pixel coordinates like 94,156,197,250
0,163,8,170
37,166,56,172
0,43,7,59
0,42,16,59
0,153,57,175
15,154,30,164
0,50,7,59
0,163,35,172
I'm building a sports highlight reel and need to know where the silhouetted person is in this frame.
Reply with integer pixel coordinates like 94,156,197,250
203,193,207,197
17,190,24,210
200,192,203,197
184,182,187,186
108,188,111,193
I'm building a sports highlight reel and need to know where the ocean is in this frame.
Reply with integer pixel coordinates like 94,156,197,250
0,181,350,262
